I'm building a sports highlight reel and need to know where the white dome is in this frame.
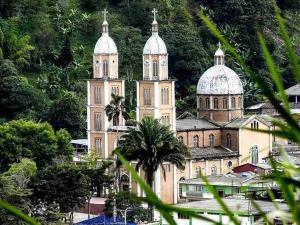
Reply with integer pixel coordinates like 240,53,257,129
94,33,117,55
197,65,243,95
143,33,167,55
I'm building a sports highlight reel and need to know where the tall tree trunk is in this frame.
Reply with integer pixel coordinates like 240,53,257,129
146,170,154,222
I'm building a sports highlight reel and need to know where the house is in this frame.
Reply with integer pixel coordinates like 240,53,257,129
232,163,271,175
178,173,272,200
167,199,289,225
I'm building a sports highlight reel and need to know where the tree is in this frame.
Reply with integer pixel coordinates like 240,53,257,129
0,76,47,120
104,191,148,223
105,93,129,127
30,164,90,225
0,59,18,77
0,120,74,172
0,159,37,225
116,117,190,221
48,91,85,138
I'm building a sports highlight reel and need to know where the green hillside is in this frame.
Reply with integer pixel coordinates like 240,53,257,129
0,0,299,138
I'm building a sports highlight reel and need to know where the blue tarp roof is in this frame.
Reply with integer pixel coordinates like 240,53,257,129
75,215,136,225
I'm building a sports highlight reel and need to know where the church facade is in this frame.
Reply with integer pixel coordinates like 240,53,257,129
87,9,273,205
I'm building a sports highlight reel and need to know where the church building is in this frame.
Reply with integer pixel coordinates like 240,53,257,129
87,9,273,205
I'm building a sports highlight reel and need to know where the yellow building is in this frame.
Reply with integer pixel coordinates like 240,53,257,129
87,9,273,206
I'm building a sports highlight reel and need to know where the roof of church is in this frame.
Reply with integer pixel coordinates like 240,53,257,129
224,117,249,128
224,115,272,128
285,84,300,96
189,146,239,160
176,112,219,131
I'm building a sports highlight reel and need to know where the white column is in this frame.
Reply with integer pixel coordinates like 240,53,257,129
221,159,224,175
158,55,162,80
109,55,112,78
173,165,177,204
205,160,208,175
238,128,242,165
154,81,159,119
155,167,161,198
87,81,91,151
172,81,176,132
136,81,140,122
189,160,193,179
149,55,152,80
104,132,108,158
137,168,141,197
122,80,125,126
99,55,102,78
104,81,109,130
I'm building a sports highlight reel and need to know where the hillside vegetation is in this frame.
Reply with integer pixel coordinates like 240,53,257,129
0,0,299,138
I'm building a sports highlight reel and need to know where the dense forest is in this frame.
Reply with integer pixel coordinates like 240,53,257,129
0,0,300,138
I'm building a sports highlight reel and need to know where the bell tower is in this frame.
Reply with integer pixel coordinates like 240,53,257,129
87,9,125,159
136,9,177,205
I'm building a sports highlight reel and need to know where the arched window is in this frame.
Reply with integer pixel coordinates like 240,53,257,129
205,97,210,109
214,98,219,109
178,136,183,143
223,98,228,109
211,165,217,176
209,134,215,147
195,167,201,178
238,97,242,108
153,60,159,78
226,133,232,148
94,113,102,130
103,60,109,78
161,88,169,105
193,135,199,148
231,97,236,108
199,98,203,109
120,174,130,191
250,145,259,164
95,60,100,77
95,138,102,155
113,115,119,126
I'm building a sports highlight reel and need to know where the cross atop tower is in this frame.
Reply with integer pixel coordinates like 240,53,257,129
102,8,108,21
152,8,157,21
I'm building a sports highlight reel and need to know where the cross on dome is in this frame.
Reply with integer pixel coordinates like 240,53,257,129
102,8,108,21
152,8,157,21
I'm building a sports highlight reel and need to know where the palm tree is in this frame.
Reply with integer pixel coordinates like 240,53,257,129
116,117,190,221
105,93,129,128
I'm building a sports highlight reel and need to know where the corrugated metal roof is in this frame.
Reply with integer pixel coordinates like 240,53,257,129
285,84,300,96
176,118,219,131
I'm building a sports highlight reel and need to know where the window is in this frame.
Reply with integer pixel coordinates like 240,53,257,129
178,213,189,219
205,97,210,109
193,135,199,148
111,86,119,96
103,60,109,78
94,86,101,104
95,138,102,155
227,161,233,168
178,136,183,143
251,121,259,130
195,167,201,178
113,115,119,126
94,113,102,130
195,185,202,191
161,88,169,105
153,60,159,78
163,164,170,172
214,98,219,109
161,115,169,125
209,134,215,147
199,98,203,109
238,97,242,108
211,165,217,176
250,145,259,164
95,60,100,76
231,97,236,108
223,98,228,109
144,88,151,105
226,133,232,148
